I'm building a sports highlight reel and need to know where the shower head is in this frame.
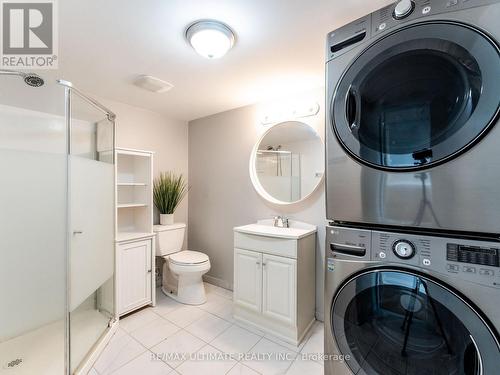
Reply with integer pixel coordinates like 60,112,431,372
0,69,44,87
23,73,44,87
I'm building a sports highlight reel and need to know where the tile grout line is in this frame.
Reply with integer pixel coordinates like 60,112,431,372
149,312,236,370
166,300,266,372
98,289,232,374
108,311,186,374
106,331,159,375
97,330,139,375
161,296,318,369
100,287,321,375
103,319,318,374
245,335,299,375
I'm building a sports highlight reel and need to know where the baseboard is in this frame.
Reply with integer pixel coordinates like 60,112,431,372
202,276,323,322
203,274,233,290
315,310,324,322
75,318,118,375
233,304,315,346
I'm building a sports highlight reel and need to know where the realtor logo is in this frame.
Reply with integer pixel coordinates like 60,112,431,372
1,0,58,69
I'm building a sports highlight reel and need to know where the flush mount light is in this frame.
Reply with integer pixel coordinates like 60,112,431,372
186,20,235,59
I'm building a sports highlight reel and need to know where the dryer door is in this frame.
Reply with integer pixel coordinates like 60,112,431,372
331,22,500,171
331,269,499,375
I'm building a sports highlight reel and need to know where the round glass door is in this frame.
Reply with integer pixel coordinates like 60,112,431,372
332,22,500,170
331,270,499,375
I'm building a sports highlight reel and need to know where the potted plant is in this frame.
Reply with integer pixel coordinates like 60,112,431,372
153,172,188,225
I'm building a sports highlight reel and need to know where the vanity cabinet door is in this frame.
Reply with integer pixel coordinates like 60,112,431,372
262,254,296,325
234,248,262,313
117,239,152,315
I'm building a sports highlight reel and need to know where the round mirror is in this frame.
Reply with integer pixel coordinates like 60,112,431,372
250,121,324,205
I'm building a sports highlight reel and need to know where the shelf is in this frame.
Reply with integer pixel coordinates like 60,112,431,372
117,182,147,186
116,147,153,241
116,231,155,242
117,203,148,208
116,148,154,156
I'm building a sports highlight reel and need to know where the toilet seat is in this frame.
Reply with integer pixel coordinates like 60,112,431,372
169,250,209,266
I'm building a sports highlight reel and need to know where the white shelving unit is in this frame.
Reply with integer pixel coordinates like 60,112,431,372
115,148,156,316
116,148,153,236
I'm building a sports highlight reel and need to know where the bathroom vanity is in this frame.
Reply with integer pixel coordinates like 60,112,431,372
233,220,317,345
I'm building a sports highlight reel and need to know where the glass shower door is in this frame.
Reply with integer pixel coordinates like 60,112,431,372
0,77,67,374
68,89,115,373
0,74,116,374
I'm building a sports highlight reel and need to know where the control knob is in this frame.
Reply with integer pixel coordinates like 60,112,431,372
393,0,415,19
393,239,416,259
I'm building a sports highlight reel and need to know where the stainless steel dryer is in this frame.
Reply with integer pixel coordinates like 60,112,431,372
325,0,500,234
325,225,500,375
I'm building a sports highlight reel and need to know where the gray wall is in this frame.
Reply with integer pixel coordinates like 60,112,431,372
188,88,326,320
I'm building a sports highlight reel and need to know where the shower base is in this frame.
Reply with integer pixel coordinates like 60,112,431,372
0,309,110,375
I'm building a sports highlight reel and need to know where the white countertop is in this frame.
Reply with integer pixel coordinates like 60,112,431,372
234,219,317,240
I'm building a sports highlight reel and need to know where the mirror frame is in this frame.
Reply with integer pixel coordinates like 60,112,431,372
249,120,324,205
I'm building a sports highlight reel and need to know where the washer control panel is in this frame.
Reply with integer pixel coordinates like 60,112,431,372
327,225,500,288
372,230,433,268
446,244,499,267
393,239,416,259
393,0,415,19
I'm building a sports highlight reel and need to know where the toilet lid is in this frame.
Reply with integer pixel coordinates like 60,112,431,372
169,250,209,265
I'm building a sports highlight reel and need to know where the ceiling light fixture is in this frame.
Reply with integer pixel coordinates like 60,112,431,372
186,20,235,59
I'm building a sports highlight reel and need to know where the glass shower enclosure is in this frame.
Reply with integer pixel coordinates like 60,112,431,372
0,72,116,374
256,150,301,202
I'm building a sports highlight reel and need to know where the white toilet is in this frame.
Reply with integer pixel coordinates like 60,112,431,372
153,223,210,305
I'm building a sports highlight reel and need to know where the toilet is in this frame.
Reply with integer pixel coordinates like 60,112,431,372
153,223,210,305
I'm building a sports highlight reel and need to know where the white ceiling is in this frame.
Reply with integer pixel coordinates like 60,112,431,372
51,0,392,121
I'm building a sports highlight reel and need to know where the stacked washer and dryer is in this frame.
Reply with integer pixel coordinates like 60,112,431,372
324,0,500,374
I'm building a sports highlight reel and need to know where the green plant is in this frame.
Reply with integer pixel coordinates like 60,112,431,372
153,172,189,214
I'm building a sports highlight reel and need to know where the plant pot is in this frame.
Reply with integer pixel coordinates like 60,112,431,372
160,214,174,225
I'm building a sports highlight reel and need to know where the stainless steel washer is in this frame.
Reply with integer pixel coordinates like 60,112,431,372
324,225,500,375
325,0,500,234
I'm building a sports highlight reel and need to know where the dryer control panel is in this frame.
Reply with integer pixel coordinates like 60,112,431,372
326,0,498,61
371,0,497,37
327,225,500,288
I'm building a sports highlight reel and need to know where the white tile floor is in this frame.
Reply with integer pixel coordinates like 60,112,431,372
91,283,324,375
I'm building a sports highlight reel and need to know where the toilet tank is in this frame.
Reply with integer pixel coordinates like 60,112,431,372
153,223,186,256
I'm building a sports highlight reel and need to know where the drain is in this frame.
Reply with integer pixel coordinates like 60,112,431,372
4,358,23,369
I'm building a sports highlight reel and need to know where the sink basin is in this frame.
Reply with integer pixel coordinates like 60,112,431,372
234,219,317,239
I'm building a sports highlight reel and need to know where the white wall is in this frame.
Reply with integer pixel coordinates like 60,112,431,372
188,88,326,320
99,99,190,229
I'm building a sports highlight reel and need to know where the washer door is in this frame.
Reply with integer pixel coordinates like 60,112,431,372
331,22,500,170
331,269,499,375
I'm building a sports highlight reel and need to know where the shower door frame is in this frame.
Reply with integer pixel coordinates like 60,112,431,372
58,79,118,375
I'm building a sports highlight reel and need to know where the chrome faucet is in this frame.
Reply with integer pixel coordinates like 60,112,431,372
273,215,289,228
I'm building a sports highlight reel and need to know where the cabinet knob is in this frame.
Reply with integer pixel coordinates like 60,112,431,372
147,269,152,273
256,261,261,265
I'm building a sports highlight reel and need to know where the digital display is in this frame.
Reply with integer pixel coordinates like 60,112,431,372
447,244,499,267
